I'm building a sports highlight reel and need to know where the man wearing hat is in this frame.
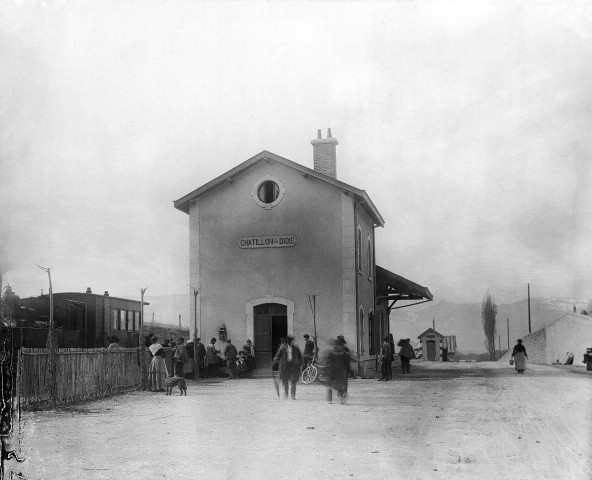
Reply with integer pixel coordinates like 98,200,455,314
272,336,302,400
302,334,315,370
320,335,355,404
224,339,238,379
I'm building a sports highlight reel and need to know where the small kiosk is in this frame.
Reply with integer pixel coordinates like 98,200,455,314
417,328,445,362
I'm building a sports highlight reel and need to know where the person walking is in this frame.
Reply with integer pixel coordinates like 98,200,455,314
378,336,392,381
511,339,528,374
272,336,302,400
173,337,188,378
206,337,220,378
398,338,414,374
302,334,315,370
320,335,355,404
148,336,168,392
195,337,206,379
224,339,238,379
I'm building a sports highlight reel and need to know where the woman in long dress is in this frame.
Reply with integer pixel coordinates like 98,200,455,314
511,339,528,374
148,337,168,391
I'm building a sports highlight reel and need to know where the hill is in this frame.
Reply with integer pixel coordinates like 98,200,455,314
389,297,587,354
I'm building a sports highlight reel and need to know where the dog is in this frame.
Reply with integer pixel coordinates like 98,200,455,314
165,376,187,396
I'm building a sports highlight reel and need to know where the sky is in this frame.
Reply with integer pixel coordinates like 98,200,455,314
1,0,591,312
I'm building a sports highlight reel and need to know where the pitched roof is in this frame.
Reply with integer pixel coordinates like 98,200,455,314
417,327,445,339
173,150,385,227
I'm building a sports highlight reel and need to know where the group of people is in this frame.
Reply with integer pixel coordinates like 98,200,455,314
378,335,416,381
196,337,256,379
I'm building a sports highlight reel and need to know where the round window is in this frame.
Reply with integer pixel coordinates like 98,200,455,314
257,181,280,204
251,175,285,209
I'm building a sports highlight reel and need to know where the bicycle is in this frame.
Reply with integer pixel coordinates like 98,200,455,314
301,356,319,384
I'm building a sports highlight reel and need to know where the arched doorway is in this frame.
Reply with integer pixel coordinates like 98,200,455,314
253,303,287,369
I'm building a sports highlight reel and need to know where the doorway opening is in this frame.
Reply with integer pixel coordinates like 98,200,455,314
253,303,287,369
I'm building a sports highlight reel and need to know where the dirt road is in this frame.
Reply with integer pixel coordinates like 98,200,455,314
9,361,592,480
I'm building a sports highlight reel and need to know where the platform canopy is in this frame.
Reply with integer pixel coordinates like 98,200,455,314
375,265,433,312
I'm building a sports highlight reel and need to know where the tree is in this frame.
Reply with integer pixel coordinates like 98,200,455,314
481,291,497,360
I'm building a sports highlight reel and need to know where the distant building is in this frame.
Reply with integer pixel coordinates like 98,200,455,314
19,288,147,348
174,130,432,374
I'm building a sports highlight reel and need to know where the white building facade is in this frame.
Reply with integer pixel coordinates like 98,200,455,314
174,131,432,374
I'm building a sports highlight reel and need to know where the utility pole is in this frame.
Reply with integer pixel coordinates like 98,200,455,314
498,334,501,359
507,317,510,351
527,283,532,334
140,287,148,390
38,265,57,408
308,294,318,357
432,318,435,330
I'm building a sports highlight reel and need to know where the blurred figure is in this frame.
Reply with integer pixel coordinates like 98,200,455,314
195,337,206,378
272,336,302,400
206,337,220,378
511,339,528,374
242,339,255,372
320,335,355,404
107,335,123,350
378,336,392,381
388,333,395,379
173,337,187,378
224,339,238,378
398,338,414,374
302,334,315,370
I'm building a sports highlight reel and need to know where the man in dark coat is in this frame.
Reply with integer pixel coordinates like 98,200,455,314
302,334,315,369
223,339,238,379
195,337,206,378
273,336,302,400
320,335,355,404
378,336,392,381
398,338,414,374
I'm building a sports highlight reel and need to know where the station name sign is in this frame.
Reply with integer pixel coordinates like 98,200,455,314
239,234,297,249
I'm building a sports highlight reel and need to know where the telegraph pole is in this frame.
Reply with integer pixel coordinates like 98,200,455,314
308,294,318,357
507,317,510,350
190,285,200,380
140,287,148,390
38,265,57,408
527,283,532,334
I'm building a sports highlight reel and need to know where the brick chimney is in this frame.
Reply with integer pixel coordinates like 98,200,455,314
310,128,338,179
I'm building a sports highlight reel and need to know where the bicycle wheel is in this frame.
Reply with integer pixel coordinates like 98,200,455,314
301,365,318,384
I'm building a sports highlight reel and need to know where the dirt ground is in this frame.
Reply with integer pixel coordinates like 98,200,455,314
7,361,592,480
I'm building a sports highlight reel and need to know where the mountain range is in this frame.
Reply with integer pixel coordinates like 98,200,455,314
132,293,589,354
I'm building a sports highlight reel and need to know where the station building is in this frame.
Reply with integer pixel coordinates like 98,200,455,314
174,130,432,374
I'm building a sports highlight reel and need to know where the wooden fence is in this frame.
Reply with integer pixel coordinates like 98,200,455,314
18,348,151,408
